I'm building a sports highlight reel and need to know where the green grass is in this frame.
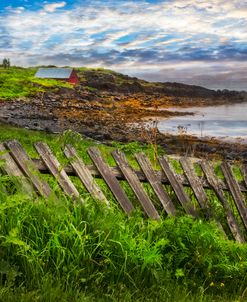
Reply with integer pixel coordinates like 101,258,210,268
1,124,247,301
0,124,165,166
0,190,247,301
0,67,73,99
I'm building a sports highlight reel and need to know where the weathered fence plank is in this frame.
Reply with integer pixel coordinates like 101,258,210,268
5,140,54,199
159,156,197,217
64,145,108,204
112,150,160,220
180,157,227,236
34,142,81,201
221,162,247,231
88,147,134,214
0,143,33,194
180,158,210,216
240,164,247,189
200,160,245,243
135,152,176,215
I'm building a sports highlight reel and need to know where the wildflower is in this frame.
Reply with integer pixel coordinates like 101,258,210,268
220,282,225,288
210,282,214,287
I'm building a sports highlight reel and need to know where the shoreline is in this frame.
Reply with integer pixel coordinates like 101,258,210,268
1,97,247,161
1,118,247,162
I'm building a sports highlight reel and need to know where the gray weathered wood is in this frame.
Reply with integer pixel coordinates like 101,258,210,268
64,145,108,204
112,150,160,220
135,152,176,215
31,159,247,192
0,143,33,194
88,147,134,214
180,157,210,215
4,140,54,199
159,156,197,217
240,164,247,189
34,142,81,201
180,157,227,235
201,160,245,243
221,162,247,231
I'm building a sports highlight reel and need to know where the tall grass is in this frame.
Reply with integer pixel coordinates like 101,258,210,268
0,179,247,301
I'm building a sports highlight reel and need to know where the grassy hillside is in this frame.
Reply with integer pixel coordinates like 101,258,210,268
0,66,125,99
0,67,72,99
0,124,247,301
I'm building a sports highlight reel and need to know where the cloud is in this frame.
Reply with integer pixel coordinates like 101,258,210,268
4,6,25,14
0,0,247,90
129,61,247,91
43,1,66,13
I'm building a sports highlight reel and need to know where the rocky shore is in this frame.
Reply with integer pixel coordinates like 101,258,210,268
1,94,247,161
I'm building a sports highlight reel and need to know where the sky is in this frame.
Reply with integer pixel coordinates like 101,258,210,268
0,0,247,90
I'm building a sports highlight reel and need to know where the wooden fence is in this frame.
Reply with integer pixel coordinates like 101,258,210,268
0,140,247,243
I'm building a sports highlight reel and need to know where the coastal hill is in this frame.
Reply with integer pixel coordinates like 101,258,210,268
0,66,247,137
0,66,246,103
77,68,247,102
1,66,247,158
1,66,247,139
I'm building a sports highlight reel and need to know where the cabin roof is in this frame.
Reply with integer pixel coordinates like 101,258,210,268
35,68,73,79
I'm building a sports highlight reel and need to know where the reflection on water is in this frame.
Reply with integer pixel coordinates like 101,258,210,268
158,103,247,142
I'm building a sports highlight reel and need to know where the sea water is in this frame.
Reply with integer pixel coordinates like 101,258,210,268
158,102,247,143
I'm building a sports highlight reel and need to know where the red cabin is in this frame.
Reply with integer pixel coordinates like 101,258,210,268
35,68,79,85
68,69,79,85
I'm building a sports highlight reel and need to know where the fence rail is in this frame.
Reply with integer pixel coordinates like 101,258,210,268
1,140,247,243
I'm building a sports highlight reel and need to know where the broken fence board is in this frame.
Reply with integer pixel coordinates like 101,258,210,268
159,156,197,217
64,145,108,204
221,162,247,231
4,140,54,199
200,160,245,243
34,142,81,202
112,150,160,220
88,147,134,215
0,143,33,194
135,152,176,215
